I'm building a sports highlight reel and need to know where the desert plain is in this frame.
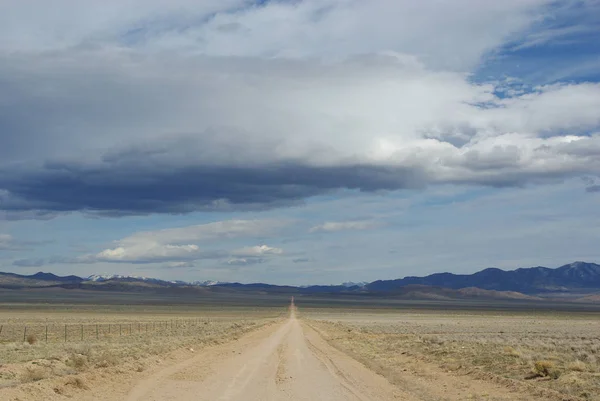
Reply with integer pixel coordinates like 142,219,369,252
1,294,599,401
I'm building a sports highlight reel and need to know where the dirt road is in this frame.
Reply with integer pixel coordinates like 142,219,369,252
124,308,409,401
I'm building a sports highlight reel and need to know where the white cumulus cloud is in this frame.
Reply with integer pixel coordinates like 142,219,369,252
231,245,284,257
310,220,382,233
1,0,599,218
0,234,17,250
68,220,288,265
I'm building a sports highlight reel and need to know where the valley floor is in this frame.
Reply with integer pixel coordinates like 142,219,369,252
4,305,598,400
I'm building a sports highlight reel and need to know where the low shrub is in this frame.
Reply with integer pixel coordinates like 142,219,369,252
534,360,561,379
567,360,587,372
67,353,88,371
21,366,48,382
26,334,37,345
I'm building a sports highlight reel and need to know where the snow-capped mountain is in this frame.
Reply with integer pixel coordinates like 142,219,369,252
87,274,165,283
341,281,368,288
189,280,225,286
85,274,226,286
87,274,129,282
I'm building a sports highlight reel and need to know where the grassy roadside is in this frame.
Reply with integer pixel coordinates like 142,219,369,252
304,311,600,401
0,307,284,392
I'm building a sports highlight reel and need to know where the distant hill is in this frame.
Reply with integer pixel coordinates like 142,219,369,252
2,261,600,302
0,271,83,288
0,272,226,289
369,285,543,301
576,293,600,303
86,274,227,287
367,262,600,295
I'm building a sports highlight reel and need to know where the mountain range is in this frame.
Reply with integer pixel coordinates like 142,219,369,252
86,274,225,287
1,261,600,301
368,261,600,295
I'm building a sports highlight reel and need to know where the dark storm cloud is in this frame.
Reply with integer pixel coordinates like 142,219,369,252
0,156,427,215
0,235,50,251
12,255,91,267
12,258,45,267
1,49,600,220
226,258,267,266
586,185,600,193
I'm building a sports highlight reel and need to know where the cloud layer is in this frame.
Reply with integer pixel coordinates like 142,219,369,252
310,220,382,233
0,234,19,251
1,53,600,216
0,0,546,68
3,1,600,286
91,220,284,265
12,220,287,266
2,1,600,217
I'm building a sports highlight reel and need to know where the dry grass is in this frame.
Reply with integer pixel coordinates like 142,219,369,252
533,360,559,378
20,366,48,383
26,334,37,345
303,309,600,401
64,376,89,390
0,305,283,390
568,360,588,372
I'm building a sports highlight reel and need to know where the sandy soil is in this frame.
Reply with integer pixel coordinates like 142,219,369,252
3,306,574,401
122,308,406,401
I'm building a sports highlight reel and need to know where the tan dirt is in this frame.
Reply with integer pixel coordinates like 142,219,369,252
123,309,409,401
3,307,569,400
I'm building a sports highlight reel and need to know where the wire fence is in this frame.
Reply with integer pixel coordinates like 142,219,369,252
0,318,213,343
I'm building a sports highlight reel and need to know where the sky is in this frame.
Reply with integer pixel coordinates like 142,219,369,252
1,0,600,285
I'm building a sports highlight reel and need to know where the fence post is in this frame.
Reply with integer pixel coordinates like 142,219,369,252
65,324,67,342
81,325,83,341
45,325,48,342
23,326,27,342
120,324,122,336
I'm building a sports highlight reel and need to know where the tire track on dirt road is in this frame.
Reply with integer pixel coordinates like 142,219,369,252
124,307,409,401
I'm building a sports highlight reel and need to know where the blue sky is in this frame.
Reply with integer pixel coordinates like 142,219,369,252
477,1,600,84
1,0,600,285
